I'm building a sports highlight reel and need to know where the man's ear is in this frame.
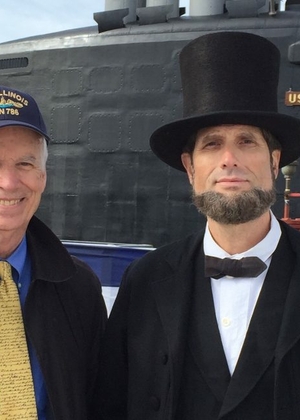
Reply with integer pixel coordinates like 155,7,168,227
181,153,194,185
271,149,281,178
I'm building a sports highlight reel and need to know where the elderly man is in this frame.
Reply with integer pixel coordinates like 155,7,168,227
0,86,106,419
98,32,300,419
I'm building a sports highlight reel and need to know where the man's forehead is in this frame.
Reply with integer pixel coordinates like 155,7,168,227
196,124,263,139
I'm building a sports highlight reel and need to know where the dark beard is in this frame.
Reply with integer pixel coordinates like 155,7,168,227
192,187,277,225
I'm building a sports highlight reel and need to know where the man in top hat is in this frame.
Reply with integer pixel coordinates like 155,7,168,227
98,32,300,419
0,86,107,419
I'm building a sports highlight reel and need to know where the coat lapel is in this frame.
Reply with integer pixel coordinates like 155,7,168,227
152,236,231,406
150,232,203,417
188,245,231,402
219,226,295,418
275,222,300,365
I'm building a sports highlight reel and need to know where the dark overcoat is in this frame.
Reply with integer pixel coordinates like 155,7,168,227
99,220,300,420
24,216,107,420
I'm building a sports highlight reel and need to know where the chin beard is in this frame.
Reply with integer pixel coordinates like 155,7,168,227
192,187,277,225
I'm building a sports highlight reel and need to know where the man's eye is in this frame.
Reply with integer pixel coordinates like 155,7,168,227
18,162,33,168
241,138,254,144
203,141,219,148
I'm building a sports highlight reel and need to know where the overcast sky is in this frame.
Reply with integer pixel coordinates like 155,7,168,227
0,0,190,44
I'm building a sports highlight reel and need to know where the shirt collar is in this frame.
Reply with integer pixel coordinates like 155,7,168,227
203,211,281,263
4,235,27,280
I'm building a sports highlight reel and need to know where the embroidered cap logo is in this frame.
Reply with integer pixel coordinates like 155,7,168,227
0,86,50,143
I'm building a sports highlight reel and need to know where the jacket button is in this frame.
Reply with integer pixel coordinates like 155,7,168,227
150,396,161,411
162,354,168,365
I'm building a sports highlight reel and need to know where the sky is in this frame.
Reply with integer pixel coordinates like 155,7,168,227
0,0,190,44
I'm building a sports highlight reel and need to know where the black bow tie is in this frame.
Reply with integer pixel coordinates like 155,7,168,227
204,255,267,279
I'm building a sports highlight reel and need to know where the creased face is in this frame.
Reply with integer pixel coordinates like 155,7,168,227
181,124,281,224
0,126,47,236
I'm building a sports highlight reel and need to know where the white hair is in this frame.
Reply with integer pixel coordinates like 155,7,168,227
42,137,48,165
36,136,48,171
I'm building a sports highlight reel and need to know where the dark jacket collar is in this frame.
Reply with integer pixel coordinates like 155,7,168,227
26,215,76,283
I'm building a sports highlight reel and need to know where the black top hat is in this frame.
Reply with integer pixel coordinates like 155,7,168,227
150,31,300,171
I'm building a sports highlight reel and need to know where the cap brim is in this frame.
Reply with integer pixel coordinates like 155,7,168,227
0,120,50,143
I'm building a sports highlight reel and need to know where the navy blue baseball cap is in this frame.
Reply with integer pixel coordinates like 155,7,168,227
0,86,50,142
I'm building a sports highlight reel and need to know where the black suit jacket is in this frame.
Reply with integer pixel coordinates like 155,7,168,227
99,220,300,420
25,216,107,419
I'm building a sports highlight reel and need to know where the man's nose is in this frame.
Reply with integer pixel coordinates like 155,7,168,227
220,147,238,168
0,168,20,189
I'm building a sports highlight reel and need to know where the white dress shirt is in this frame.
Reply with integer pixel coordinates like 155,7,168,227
203,211,281,375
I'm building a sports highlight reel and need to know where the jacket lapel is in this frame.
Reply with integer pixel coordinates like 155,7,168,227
150,232,203,417
275,222,300,365
152,236,231,407
219,226,295,418
188,245,231,402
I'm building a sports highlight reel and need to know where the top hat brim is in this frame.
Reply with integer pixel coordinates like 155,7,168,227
150,111,300,171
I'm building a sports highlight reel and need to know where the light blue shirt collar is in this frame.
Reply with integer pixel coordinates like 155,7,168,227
2,235,27,281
